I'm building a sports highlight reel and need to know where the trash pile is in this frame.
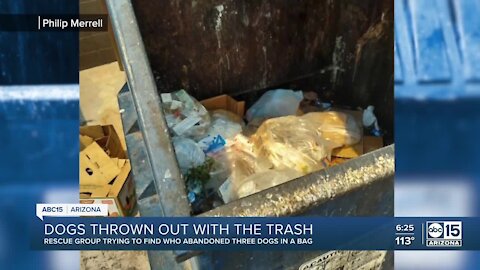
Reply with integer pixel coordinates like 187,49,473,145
79,125,136,217
161,89,384,214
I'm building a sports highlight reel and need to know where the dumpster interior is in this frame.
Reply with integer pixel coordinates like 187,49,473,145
129,0,393,215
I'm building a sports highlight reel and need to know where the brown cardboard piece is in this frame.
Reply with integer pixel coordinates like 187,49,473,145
80,125,126,159
80,135,94,151
80,142,121,185
109,160,136,216
79,160,136,217
79,125,105,139
201,95,245,118
79,124,135,216
363,136,384,153
80,184,111,198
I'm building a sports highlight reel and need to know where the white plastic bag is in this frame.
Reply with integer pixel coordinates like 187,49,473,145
197,110,245,154
172,137,205,173
363,105,380,131
245,89,303,122
161,90,211,140
206,110,244,140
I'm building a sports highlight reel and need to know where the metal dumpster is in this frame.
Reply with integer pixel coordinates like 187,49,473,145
106,0,394,269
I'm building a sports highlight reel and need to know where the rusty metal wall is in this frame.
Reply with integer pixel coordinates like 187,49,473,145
131,0,393,106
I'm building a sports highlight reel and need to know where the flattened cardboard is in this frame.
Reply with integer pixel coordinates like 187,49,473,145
80,184,111,198
80,135,94,151
109,160,131,196
80,142,121,185
363,136,383,153
110,160,136,216
79,125,135,217
80,125,126,158
79,125,104,139
79,160,136,217
80,198,121,217
201,95,245,118
117,158,126,168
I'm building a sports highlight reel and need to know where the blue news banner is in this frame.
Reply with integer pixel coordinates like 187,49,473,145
31,217,480,250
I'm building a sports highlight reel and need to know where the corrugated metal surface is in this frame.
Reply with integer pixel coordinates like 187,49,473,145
131,0,393,109
395,0,480,174
395,0,480,99
395,1,480,269
0,1,79,270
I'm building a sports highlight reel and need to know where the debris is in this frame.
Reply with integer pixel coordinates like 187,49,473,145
206,110,244,140
163,91,385,214
172,136,205,173
161,90,211,140
363,105,382,136
79,125,136,217
300,91,332,113
301,111,362,147
251,116,333,174
198,134,226,154
245,89,303,122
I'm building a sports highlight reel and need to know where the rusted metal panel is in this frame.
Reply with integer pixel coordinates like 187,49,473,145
131,0,393,101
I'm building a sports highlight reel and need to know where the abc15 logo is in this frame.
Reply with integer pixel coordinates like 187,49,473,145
426,221,462,240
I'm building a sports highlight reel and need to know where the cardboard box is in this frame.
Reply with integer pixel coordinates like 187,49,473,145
80,125,126,158
80,142,121,185
201,94,245,118
363,136,383,153
79,124,135,216
80,160,136,217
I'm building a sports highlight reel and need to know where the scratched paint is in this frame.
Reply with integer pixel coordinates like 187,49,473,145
214,4,224,49
331,36,346,86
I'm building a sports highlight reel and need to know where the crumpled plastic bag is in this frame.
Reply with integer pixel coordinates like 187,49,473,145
172,137,205,173
211,110,245,128
214,134,273,201
210,135,270,184
245,89,303,122
205,148,256,192
161,90,210,140
219,168,302,203
251,116,334,174
197,110,245,154
301,111,362,147
206,110,244,140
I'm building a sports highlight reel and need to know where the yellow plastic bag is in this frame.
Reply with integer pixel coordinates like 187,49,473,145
301,111,362,147
251,116,333,174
